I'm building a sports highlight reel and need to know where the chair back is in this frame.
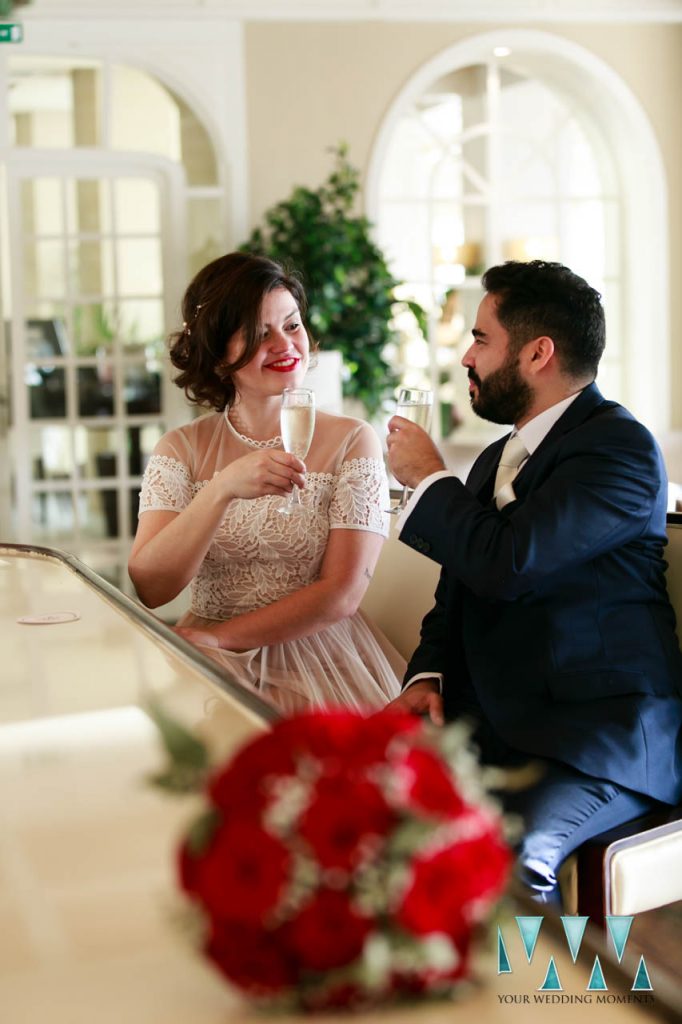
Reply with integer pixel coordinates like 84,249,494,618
360,520,440,662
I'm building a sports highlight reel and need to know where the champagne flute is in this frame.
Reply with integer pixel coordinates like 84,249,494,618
387,386,434,515
278,387,316,515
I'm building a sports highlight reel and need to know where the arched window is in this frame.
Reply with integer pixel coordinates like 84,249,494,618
368,31,667,442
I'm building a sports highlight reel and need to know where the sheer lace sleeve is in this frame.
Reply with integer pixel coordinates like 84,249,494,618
139,454,193,515
329,422,390,537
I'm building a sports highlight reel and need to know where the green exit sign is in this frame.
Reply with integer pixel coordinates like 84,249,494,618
0,23,23,43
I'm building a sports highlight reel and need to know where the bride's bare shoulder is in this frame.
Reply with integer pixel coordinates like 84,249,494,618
315,410,373,440
168,410,223,444
154,410,223,462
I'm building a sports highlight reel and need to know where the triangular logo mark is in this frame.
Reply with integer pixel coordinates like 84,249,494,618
587,955,608,991
497,926,512,973
561,916,589,963
606,915,633,963
538,955,562,991
515,916,543,962
632,956,653,991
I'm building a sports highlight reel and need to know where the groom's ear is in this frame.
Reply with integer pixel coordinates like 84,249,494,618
523,334,555,375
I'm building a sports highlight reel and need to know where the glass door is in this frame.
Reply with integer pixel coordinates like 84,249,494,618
3,155,186,592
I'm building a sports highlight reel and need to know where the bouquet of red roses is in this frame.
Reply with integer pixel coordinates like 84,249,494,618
174,710,511,1010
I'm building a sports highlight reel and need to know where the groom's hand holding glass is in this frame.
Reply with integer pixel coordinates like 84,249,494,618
386,412,446,499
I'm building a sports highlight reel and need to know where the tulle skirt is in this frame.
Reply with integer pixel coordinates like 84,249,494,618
176,608,404,715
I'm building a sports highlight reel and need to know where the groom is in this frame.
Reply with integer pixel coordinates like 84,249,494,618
386,259,682,903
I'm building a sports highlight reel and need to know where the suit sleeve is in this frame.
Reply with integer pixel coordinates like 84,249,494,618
403,567,466,686
402,414,666,602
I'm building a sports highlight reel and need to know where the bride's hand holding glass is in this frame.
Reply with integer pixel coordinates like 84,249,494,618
217,449,306,501
278,387,316,515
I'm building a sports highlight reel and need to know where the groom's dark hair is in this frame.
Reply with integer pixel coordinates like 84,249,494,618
482,260,605,380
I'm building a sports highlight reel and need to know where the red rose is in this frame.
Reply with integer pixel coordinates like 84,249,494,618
396,746,468,818
180,818,290,924
272,711,421,779
208,730,298,815
347,711,422,770
397,828,511,939
275,711,362,758
285,889,372,971
206,919,297,994
299,774,394,870
209,713,423,819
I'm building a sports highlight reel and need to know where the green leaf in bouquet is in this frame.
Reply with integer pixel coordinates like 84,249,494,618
147,764,207,795
145,701,211,794
186,808,221,855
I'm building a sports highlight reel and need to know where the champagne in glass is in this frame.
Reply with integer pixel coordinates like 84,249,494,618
396,397,432,430
278,387,315,515
387,386,434,515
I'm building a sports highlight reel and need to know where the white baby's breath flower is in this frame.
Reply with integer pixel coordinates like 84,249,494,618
360,933,393,992
392,932,459,975
354,859,412,917
274,850,320,920
263,775,313,834
420,933,460,973
404,809,498,863
385,817,439,859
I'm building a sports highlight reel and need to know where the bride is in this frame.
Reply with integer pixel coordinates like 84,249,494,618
128,252,403,713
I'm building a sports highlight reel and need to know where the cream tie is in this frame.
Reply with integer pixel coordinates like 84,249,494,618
494,433,528,510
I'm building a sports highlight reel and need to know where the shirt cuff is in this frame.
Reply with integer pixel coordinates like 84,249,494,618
396,470,455,535
403,672,444,694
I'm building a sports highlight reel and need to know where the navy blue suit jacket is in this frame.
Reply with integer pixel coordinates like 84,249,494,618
402,384,682,804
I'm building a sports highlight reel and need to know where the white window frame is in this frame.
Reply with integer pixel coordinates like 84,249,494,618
366,29,669,434
5,150,186,549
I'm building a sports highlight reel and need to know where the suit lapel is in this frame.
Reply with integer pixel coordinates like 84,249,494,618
466,434,509,500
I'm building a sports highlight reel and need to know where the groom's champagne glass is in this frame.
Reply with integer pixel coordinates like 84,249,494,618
279,387,315,515
387,386,434,515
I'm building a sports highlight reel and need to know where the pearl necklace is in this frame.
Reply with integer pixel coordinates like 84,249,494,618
223,408,282,449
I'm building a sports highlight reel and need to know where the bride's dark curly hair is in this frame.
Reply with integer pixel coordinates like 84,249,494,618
169,252,309,411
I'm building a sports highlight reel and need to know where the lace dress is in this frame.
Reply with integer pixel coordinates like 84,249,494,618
138,410,404,713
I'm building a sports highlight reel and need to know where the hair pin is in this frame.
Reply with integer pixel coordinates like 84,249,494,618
182,303,204,336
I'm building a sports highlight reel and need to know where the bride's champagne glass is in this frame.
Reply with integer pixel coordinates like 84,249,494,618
278,387,316,515
387,386,434,515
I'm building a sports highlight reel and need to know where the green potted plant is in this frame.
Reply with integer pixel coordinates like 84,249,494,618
241,144,425,418
0,0,31,15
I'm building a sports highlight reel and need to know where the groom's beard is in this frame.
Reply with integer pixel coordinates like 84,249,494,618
468,355,533,426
